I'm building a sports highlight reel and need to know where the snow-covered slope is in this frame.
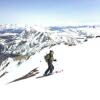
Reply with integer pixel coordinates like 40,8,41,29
0,38,100,100
0,25,100,82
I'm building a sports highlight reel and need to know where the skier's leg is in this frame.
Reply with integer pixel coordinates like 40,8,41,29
44,62,50,75
52,65,54,72
44,68,49,75
50,63,54,73
49,67,52,74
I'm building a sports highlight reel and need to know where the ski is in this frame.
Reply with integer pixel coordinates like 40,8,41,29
36,69,63,79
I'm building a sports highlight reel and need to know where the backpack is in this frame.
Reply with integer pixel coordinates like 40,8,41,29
44,54,50,62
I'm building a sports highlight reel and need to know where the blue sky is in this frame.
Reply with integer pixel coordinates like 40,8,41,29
0,0,100,26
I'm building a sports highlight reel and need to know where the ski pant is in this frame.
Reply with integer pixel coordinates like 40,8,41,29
44,62,54,75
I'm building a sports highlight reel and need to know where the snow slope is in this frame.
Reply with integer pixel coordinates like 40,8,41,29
0,38,100,100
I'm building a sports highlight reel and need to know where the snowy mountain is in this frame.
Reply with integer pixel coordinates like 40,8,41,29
0,25,99,55
0,36,100,100
0,24,100,85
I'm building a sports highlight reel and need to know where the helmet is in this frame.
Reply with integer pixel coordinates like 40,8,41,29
50,50,54,54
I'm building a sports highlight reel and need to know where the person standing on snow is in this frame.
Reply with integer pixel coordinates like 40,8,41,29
44,50,57,76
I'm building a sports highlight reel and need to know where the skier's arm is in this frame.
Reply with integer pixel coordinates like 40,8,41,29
53,55,57,61
51,55,57,61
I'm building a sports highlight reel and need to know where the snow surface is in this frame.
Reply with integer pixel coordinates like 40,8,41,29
0,38,100,100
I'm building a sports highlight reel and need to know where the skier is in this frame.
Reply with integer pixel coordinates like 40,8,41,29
44,50,57,76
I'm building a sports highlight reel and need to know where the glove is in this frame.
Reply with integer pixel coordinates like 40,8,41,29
54,59,57,61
